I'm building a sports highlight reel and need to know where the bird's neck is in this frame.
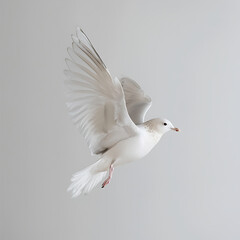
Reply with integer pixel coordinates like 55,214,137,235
142,119,163,136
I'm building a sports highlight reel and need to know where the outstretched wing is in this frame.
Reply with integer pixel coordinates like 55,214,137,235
64,28,139,155
120,77,152,124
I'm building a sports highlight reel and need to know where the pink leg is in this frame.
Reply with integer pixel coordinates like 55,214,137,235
102,164,114,188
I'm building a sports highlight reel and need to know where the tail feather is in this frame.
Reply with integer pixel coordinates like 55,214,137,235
68,161,107,197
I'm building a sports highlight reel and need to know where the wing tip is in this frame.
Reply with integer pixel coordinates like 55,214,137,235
71,34,79,44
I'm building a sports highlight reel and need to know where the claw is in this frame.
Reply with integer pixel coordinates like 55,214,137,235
101,163,114,189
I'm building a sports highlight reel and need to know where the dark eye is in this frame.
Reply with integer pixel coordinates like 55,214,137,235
164,123,167,126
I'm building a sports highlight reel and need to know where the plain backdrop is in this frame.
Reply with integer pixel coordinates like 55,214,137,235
1,0,240,239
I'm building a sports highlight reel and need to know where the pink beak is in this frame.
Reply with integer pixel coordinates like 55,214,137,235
171,127,180,132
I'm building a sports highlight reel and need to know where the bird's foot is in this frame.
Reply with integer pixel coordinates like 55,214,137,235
101,177,111,188
101,163,114,188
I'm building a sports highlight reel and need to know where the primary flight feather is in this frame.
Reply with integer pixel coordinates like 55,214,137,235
65,27,179,197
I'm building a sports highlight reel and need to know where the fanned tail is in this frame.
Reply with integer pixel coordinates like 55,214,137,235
68,161,107,197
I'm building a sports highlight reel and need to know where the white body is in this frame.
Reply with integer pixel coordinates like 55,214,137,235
97,125,162,171
68,123,165,197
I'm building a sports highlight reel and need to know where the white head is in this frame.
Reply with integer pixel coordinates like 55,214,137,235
155,118,180,135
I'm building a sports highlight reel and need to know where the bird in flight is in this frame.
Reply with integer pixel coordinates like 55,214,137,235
65,27,179,197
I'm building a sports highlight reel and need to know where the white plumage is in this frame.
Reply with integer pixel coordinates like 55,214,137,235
65,27,179,197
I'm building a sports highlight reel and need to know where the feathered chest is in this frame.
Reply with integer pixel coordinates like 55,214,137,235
142,127,162,148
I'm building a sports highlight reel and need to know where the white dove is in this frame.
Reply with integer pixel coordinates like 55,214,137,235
65,28,179,197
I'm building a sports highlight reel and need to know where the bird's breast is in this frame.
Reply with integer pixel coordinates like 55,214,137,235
107,128,162,167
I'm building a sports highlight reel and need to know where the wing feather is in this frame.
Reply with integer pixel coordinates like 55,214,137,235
65,28,138,155
120,77,152,124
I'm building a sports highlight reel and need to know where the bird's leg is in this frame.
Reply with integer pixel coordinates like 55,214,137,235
101,163,114,188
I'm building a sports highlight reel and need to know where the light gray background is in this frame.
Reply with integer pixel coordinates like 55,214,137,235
1,0,240,239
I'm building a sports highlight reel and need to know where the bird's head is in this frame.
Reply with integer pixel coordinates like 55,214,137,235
155,118,180,135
